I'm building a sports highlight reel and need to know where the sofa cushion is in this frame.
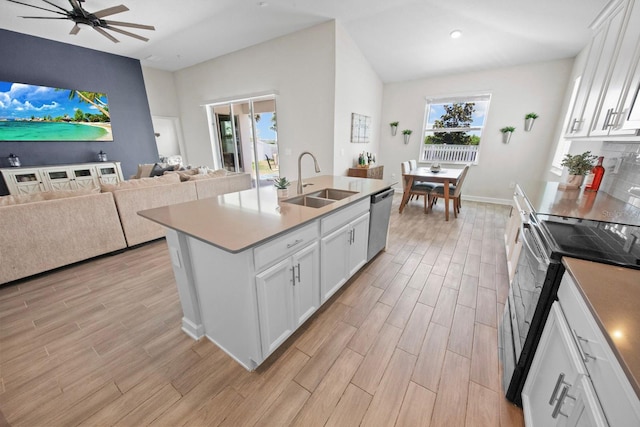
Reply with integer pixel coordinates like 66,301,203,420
0,187,100,206
0,193,47,206
100,173,180,192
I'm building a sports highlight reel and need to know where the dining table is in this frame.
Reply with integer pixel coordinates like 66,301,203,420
399,167,465,221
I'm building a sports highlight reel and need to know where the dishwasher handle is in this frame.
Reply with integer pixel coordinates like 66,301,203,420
371,188,394,203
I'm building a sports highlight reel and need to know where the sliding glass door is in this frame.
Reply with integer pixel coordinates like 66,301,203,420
207,94,278,187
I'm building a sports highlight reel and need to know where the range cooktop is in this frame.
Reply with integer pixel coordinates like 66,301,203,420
538,216,640,269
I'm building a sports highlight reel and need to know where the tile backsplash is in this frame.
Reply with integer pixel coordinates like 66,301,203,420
600,142,640,208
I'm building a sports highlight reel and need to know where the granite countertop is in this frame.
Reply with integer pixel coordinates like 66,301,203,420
562,257,640,397
519,181,640,226
139,175,394,253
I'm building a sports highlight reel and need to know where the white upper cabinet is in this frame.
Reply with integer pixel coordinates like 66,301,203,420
591,0,640,136
566,0,640,138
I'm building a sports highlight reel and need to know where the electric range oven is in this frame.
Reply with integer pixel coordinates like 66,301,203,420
500,212,640,406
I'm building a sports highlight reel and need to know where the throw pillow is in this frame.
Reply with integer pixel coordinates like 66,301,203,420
150,163,177,177
135,163,155,179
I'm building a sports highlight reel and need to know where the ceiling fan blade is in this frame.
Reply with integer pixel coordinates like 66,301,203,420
40,0,70,13
7,0,67,16
94,26,119,43
68,0,81,10
20,15,68,19
103,20,155,31
93,5,129,18
70,24,81,35
104,25,149,42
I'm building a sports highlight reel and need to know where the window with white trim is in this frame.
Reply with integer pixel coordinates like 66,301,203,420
421,94,491,165
551,76,581,175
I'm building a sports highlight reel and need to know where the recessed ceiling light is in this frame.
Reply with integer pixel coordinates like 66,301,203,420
450,30,462,39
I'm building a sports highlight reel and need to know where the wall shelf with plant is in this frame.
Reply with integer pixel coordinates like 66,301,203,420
500,126,515,144
524,113,538,131
402,129,412,144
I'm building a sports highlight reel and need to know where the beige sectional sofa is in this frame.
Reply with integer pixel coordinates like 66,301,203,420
0,170,252,284
0,190,127,284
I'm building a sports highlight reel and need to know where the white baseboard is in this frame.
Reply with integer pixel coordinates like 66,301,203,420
460,195,511,206
182,317,205,340
392,188,511,206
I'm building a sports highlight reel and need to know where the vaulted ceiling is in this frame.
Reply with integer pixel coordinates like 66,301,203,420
1,0,608,82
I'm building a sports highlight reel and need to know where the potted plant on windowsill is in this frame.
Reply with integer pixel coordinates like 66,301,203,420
524,113,538,131
273,177,291,198
390,121,399,136
559,151,597,190
402,129,412,144
500,126,515,144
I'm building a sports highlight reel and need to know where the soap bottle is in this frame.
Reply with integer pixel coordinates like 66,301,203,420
585,156,605,192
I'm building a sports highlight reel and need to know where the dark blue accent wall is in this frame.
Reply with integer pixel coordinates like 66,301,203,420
0,29,158,195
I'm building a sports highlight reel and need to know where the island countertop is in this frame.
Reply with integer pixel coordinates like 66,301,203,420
519,181,640,226
138,175,394,253
563,257,640,397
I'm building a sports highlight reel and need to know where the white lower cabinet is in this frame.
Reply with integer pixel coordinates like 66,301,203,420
320,212,370,302
522,302,607,426
255,241,319,358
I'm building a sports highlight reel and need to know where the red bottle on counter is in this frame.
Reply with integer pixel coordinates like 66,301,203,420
585,156,604,192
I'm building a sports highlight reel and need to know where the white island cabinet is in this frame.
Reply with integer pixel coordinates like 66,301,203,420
523,265,640,427
141,176,392,371
320,198,370,302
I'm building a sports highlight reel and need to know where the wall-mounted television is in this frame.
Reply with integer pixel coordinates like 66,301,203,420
0,80,112,141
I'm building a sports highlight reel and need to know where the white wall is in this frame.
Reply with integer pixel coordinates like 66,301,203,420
379,58,574,203
333,23,384,176
142,67,181,117
171,21,336,180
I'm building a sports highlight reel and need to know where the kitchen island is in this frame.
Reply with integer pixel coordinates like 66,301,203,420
139,175,394,370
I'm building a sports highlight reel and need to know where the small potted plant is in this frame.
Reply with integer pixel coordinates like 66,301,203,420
390,121,399,136
500,126,515,144
524,113,538,131
402,129,412,144
559,151,597,190
273,177,291,198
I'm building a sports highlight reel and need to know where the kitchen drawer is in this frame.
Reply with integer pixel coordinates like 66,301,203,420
320,198,370,236
558,273,640,427
254,222,319,272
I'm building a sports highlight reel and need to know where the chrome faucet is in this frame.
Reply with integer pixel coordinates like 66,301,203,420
297,151,321,194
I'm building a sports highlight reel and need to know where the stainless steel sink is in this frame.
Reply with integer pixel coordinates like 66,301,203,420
306,188,358,200
280,188,358,208
281,195,336,208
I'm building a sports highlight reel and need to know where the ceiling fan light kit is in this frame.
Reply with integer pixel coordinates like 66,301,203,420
8,0,155,43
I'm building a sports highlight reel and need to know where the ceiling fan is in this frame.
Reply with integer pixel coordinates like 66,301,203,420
7,0,155,43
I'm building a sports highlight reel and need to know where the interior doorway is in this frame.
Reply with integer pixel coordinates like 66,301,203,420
207,94,278,187
151,116,186,162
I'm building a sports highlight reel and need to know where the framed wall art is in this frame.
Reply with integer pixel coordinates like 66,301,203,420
350,113,371,143
0,80,112,141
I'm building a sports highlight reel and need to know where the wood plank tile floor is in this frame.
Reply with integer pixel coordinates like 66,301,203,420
0,194,525,426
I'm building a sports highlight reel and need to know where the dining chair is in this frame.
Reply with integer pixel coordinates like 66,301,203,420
401,161,436,213
429,164,470,218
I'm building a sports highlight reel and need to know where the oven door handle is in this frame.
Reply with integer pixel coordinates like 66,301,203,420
520,225,549,266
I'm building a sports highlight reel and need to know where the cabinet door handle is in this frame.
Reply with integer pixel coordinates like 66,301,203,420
570,118,583,133
551,385,571,419
602,108,618,130
549,373,567,405
571,329,596,363
287,239,303,249
352,228,356,244
296,263,301,282
291,267,296,286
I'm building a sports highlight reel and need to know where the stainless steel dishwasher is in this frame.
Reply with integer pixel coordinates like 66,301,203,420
367,188,394,261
